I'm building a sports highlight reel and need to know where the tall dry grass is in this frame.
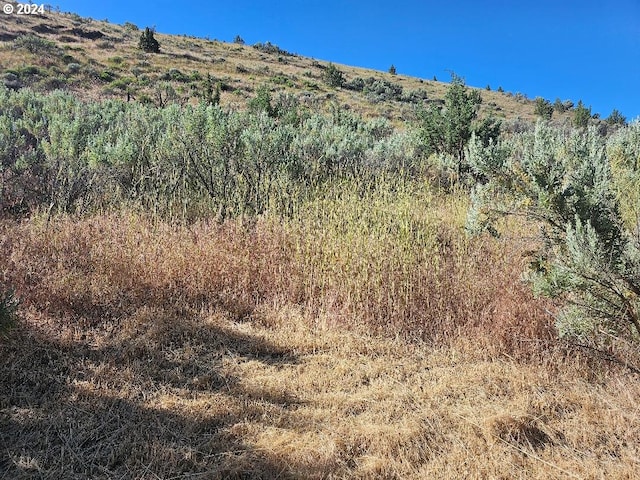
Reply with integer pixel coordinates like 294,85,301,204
2,185,638,478
1,180,554,358
285,180,555,356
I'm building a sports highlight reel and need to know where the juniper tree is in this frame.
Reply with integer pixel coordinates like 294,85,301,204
248,85,275,117
573,100,591,128
534,97,553,120
606,109,627,127
324,63,344,88
139,27,160,53
417,74,488,176
203,74,220,106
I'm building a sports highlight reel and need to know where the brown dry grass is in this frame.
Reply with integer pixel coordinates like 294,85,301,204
0,6,575,124
1,211,639,478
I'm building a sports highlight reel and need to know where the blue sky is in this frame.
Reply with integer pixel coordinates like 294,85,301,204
54,0,640,120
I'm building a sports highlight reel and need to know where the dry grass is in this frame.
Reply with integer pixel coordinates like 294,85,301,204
1,210,639,478
0,7,575,123
0,7,635,479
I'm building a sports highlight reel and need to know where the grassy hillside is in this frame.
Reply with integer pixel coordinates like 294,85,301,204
0,5,574,125
1,5,639,480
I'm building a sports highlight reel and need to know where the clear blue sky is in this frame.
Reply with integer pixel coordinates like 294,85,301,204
54,0,640,120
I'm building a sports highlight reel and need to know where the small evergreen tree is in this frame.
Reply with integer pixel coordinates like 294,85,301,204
234,35,245,45
203,73,221,105
388,64,397,75
417,74,490,176
553,98,566,113
324,63,344,88
573,100,591,128
606,109,627,126
248,84,275,116
139,27,160,53
534,97,553,120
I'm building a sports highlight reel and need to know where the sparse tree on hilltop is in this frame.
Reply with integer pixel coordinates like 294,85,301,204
606,109,627,126
388,64,397,75
324,63,344,88
573,100,591,128
534,97,553,120
139,27,160,53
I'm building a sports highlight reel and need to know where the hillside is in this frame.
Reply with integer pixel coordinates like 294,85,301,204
2,5,640,480
0,6,574,125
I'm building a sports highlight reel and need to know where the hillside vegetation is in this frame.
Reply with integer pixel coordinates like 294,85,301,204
1,5,639,479
0,5,589,124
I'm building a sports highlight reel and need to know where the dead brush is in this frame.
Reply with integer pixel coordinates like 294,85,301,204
0,211,297,327
2,204,640,478
0,184,558,362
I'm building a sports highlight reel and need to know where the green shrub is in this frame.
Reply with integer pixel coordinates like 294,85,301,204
468,121,640,344
13,34,57,55
553,98,566,113
253,41,292,56
417,75,490,176
39,77,67,90
573,100,591,128
324,63,344,88
3,72,21,90
400,89,429,104
21,65,42,76
0,86,412,221
66,63,82,74
61,54,78,64
606,109,627,127
161,68,190,82
108,56,125,66
534,97,553,120
248,85,275,117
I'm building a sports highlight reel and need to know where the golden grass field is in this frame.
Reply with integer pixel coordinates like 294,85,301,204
1,199,639,478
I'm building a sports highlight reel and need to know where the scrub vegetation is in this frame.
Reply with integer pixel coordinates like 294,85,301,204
1,7,639,479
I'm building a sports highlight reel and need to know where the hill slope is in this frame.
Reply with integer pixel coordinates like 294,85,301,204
3,6,639,480
0,6,573,125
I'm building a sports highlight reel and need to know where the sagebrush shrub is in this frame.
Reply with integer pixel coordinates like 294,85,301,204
468,121,640,343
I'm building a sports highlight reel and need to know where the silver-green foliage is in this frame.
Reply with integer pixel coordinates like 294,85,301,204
0,86,416,220
468,121,640,341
